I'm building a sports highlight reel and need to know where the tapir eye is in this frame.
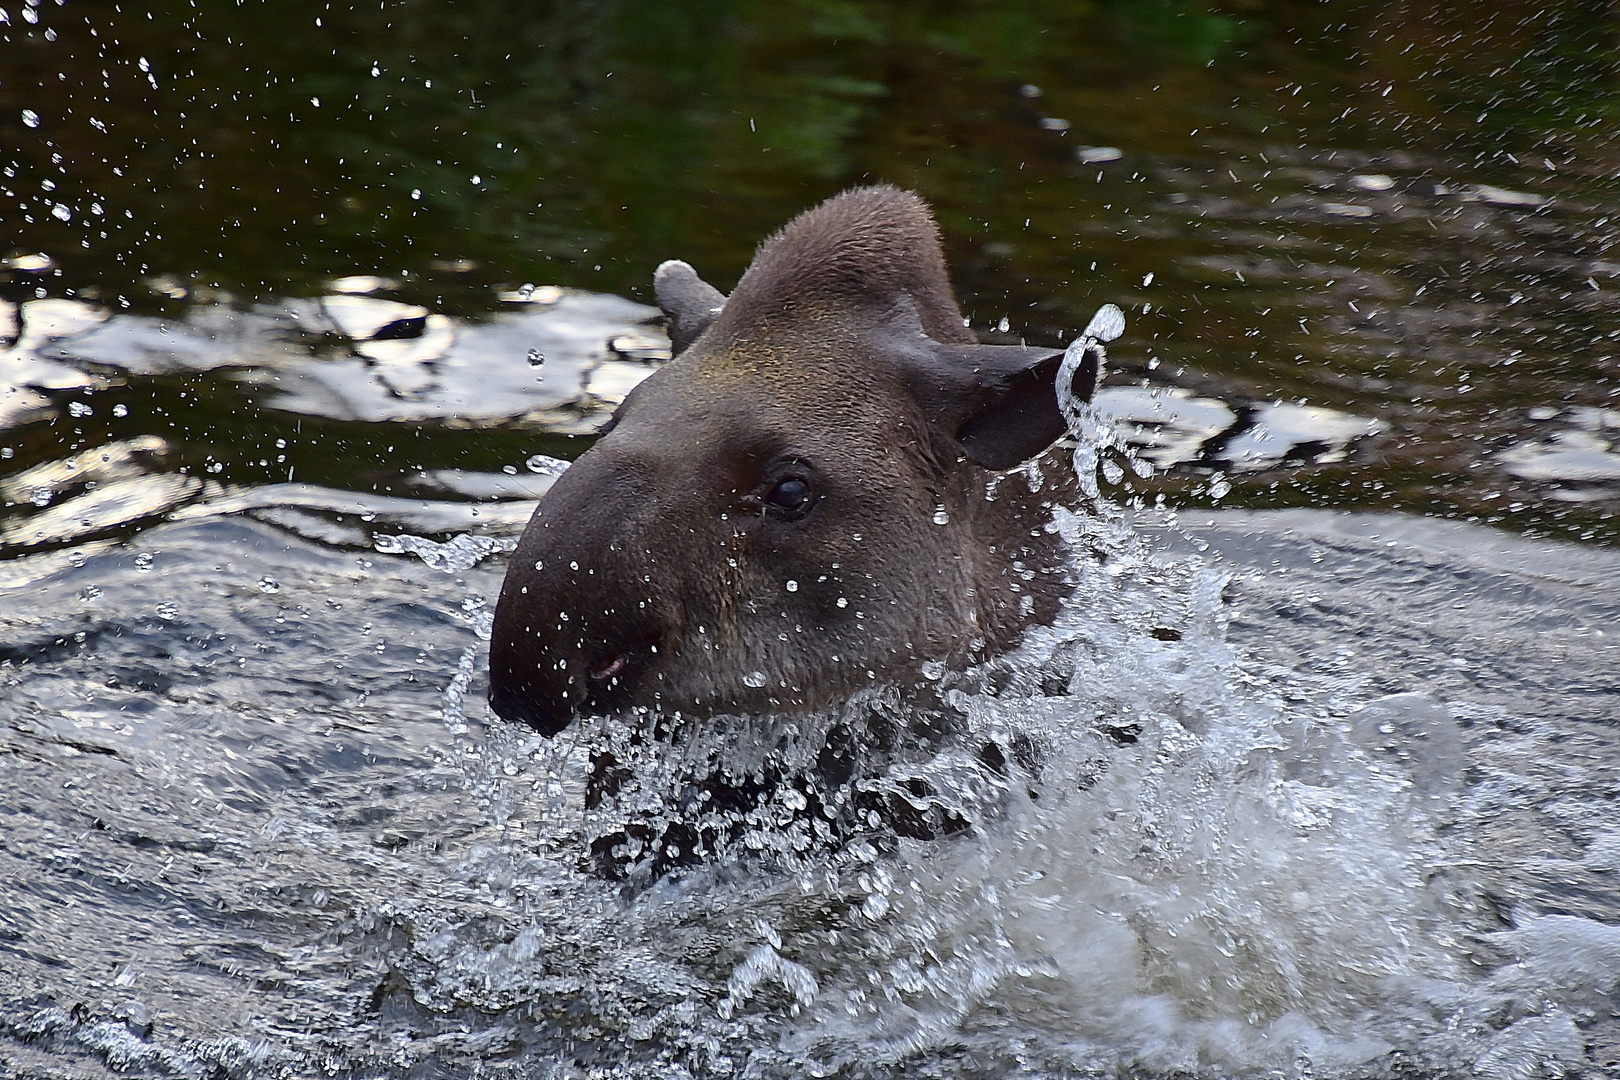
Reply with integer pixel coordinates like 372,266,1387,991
764,476,814,520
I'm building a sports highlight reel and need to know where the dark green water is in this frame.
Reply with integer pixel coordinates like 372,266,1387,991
3,0,1619,550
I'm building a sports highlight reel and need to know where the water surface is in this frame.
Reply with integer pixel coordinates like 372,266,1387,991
4,503,1619,1077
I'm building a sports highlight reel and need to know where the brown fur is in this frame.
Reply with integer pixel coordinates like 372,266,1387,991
709,185,975,346
489,186,1094,735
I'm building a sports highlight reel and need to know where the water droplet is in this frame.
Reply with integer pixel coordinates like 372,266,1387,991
517,282,536,300
920,659,946,681
68,400,91,418
134,552,154,573
785,579,799,592
526,348,544,367
470,175,482,186
501,464,517,475
997,315,1011,333
1208,474,1232,500
932,506,950,525
258,576,281,594
526,454,567,475
111,403,128,418
1076,145,1123,164
1082,303,1126,343
1142,271,1155,287
51,204,71,222
743,670,768,688
410,189,422,200
155,601,178,620
836,597,848,608
21,109,39,129
30,486,53,507
78,585,102,602
309,96,320,108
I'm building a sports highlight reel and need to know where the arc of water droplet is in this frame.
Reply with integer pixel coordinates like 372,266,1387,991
1055,303,1147,500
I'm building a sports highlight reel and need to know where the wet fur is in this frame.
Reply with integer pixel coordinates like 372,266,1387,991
489,184,1092,758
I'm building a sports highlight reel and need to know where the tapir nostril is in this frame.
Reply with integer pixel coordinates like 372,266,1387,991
588,654,629,682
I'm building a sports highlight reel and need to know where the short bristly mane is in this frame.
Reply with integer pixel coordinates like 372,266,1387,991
705,185,976,346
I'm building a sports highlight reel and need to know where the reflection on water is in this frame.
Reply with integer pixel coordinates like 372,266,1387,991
1499,407,1620,488
0,288,654,553
2,284,1603,558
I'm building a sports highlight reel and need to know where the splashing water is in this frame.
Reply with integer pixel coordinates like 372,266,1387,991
359,493,1620,1080
4,461,1615,1077
1059,304,1154,500
375,531,527,817
757,514,1469,1075
344,350,1620,1079
372,530,516,574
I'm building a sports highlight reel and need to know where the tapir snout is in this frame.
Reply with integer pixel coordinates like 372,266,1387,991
488,445,671,734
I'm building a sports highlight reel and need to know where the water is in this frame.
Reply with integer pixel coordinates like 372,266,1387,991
3,500,1618,1078
6,0,1620,543
3,2,1620,1077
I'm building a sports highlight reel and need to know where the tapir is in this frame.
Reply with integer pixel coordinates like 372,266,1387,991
489,185,1099,742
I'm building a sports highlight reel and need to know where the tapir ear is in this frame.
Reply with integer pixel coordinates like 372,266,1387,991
925,342,1101,470
894,335,1099,471
654,260,727,356
879,299,1104,470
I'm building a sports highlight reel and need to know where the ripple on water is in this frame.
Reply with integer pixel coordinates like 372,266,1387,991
1499,407,1620,493
1092,386,1383,471
9,289,660,427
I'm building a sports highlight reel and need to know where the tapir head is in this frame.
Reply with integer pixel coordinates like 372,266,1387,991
489,186,1099,735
